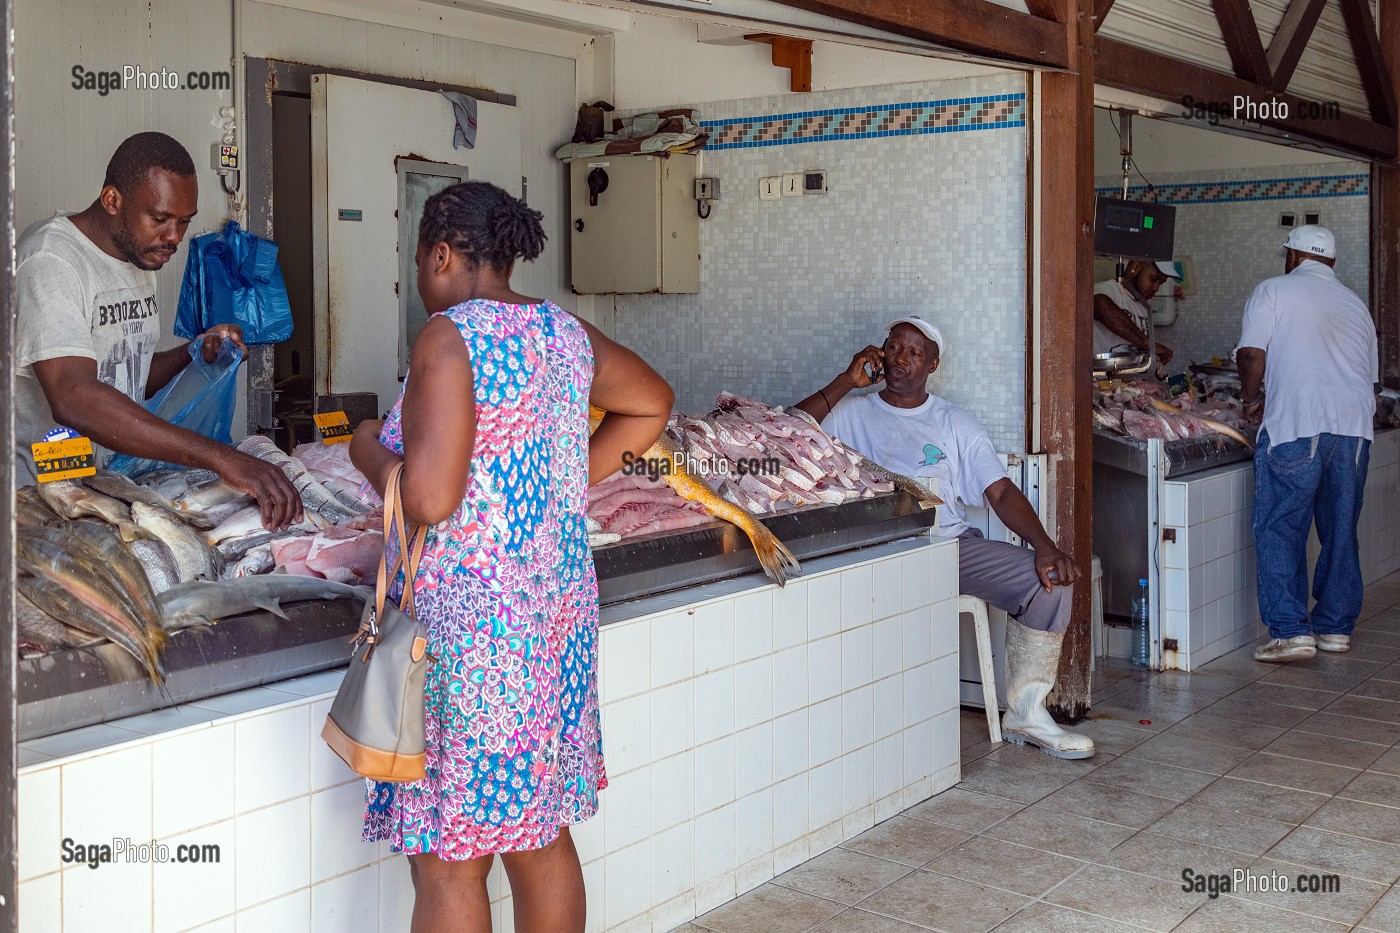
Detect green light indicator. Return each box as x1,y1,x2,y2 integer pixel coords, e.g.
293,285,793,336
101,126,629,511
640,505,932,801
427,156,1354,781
1144,216,1154,229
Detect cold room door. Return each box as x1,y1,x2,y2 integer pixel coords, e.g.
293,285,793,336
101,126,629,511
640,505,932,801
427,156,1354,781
310,73,521,413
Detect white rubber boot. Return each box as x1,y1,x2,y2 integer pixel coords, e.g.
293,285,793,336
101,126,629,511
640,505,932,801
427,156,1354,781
1001,619,1095,760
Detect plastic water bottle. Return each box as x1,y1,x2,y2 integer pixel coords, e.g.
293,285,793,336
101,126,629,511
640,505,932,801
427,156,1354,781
1131,578,1151,667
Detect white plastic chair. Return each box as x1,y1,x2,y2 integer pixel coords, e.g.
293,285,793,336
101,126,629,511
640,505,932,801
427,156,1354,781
958,594,1003,743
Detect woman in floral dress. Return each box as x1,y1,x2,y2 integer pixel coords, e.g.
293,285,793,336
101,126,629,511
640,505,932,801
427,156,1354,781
350,180,673,932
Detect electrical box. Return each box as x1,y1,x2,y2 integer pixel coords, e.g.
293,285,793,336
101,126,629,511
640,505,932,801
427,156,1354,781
570,154,699,294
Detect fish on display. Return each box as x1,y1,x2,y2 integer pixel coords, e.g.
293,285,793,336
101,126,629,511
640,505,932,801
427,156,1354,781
159,576,369,630
140,469,220,501
17,487,57,528
130,502,225,583
206,504,327,545
37,481,142,541
237,435,368,523
129,537,181,595
81,469,184,513
215,529,303,561
176,480,253,513
17,591,105,657
63,520,165,629
226,545,275,579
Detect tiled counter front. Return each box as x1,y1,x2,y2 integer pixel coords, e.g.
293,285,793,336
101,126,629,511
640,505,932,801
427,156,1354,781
1150,428,1400,670
18,536,960,933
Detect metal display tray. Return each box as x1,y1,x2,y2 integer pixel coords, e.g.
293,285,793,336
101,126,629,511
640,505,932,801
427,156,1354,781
18,599,363,742
595,491,937,605
1092,430,1253,478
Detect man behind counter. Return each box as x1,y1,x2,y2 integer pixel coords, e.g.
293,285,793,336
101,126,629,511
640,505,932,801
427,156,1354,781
796,316,1095,759
15,131,300,528
1093,259,1181,366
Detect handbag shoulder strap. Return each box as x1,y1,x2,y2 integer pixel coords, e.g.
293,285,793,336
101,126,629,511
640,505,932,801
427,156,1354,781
375,463,428,620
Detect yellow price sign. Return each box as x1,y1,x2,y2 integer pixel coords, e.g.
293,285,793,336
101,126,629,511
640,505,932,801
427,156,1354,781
314,411,353,444
33,436,96,482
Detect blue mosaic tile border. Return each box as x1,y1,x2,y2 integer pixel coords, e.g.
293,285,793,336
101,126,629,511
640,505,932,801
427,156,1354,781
702,93,1026,150
1096,173,1369,204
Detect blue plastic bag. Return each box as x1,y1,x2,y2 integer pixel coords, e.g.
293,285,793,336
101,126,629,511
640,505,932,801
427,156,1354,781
108,340,244,477
175,221,294,346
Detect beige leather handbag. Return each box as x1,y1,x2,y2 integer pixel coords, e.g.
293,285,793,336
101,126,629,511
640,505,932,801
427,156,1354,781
321,463,431,782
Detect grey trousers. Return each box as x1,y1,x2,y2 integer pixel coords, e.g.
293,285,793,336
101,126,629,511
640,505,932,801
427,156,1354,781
957,530,1073,633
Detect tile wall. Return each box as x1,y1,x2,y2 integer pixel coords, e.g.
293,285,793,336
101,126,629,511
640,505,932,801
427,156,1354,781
612,73,1030,453
1108,428,1400,671
1094,162,1371,368
18,537,961,933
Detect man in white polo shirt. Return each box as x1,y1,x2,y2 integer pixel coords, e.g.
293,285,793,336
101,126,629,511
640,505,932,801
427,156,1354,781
796,316,1094,759
1237,225,1379,662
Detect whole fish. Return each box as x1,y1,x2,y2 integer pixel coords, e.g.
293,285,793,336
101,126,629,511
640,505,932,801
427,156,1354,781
216,529,304,561
82,469,183,512
159,576,370,631
17,574,164,680
787,408,943,508
130,502,224,582
17,526,161,636
17,591,105,656
238,435,366,522
130,537,180,595
225,545,275,579
177,480,253,513
37,481,142,540
63,520,165,632
16,487,57,528
1148,398,1254,450
141,469,220,500
207,505,326,545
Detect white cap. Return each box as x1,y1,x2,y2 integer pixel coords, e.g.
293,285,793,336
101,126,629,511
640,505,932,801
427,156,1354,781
1280,224,1336,259
1153,260,1183,280
885,315,944,356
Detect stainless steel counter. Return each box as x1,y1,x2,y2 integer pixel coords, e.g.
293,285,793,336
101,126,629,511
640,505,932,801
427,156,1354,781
1093,430,1253,478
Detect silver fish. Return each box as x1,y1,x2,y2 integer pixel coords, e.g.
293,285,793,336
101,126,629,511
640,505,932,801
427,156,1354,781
216,529,303,561
141,469,220,501
82,469,183,512
37,481,142,540
17,592,106,657
207,505,326,545
130,502,224,582
225,545,275,579
159,576,369,630
129,537,180,595
177,481,253,512
237,435,366,522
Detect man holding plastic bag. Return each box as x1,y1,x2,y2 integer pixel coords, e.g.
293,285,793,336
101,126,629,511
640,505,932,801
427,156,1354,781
14,131,301,529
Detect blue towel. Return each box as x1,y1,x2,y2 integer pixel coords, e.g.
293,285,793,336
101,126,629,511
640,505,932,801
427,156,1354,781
439,90,478,150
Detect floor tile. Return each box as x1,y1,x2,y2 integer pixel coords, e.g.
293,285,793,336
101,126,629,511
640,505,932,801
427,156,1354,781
1098,830,1249,885
1034,777,1178,830
1146,801,1295,856
952,757,1076,805
1162,713,1288,750
1151,669,1259,697
773,848,911,907
901,789,1024,833
922,835,1085,898
1224,752,1360,796
1266,827,1400,884
1123,732,1256,774
1232,856,1387,925
1337,770,1400,808
1069,719,1157,756
1196,654,1274,681
979,742,1109,779
854,869,1030,933
1262,728,1389,769
1294,711,1400,746
1042,863,1203,932
1371,747,1400,776
960,740,996,763
1186,775,1332,825
1077,754,1216,802
1229,681,1341,711
1304,797,1400,845
1172,895,1348,932
694,883,843,933
1321,694,1400,725
809,909,926,932
986,901,1153,933
1350,678,1400,703
841,817,970,868
980,804,1135,861
1198,695,1313,729
1259,665,1373,692
1358,883,1400,932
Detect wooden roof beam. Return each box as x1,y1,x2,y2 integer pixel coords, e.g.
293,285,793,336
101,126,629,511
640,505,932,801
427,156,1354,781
1338,0,1398,126
1096,36,1397,160
1266,0,1328,93
1212,0,1271,84
764,0,1069,69
1093,0,1118,32
745,34,814,92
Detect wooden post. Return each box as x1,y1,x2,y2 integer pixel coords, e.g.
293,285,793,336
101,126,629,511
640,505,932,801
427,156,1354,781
1038,0,1096,719
1375,0,1400,388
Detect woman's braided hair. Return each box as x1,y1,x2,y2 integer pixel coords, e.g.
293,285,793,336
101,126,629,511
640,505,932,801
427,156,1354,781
418,180,546,270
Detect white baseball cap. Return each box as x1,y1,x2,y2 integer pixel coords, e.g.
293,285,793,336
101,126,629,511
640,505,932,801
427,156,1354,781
1152,260,1183,280
1279,224,1336,259
886,315,944,356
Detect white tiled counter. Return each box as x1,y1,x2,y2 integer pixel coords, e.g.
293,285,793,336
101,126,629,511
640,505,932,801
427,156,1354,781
18,535,960,933
1113,427,1400,670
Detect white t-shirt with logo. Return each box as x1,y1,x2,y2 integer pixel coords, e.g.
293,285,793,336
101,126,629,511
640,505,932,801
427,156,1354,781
1237,260,1377,448
822,391,1008,538
1092,279,1151,356
14,214,160,481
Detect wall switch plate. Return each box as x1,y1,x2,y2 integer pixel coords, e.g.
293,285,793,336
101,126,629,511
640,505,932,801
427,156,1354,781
804,170,827,194
695,177,719,200
781,173,804,197
760,176,781,200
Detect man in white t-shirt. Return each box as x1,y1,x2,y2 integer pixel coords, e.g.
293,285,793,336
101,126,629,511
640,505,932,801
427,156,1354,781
1093,260,1181,365
16,131,300,529
796,316,1094,759
1236,225,1379,663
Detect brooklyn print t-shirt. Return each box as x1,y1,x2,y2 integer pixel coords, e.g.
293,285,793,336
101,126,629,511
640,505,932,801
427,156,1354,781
14,213,160,481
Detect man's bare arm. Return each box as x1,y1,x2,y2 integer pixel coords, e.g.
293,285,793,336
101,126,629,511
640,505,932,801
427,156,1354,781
1237,346,1266,421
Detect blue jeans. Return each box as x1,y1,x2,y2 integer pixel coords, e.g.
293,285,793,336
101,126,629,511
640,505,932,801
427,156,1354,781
1253,430,1370,639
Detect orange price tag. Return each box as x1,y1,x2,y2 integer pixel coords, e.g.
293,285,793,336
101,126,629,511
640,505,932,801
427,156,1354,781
32,436,96,482
314,411,353,444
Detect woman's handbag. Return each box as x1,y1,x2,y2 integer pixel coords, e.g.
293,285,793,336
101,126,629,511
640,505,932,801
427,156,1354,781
321,463,431,782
